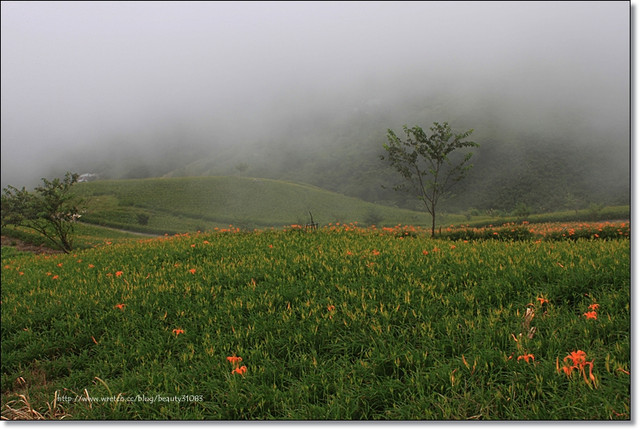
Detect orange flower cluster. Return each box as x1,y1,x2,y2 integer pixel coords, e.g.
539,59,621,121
435,220,628,241
557,350,597,387
212,226,243,234
227,356,247,375
584,303,599,320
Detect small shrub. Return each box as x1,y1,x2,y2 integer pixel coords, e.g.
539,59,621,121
137,213,150,226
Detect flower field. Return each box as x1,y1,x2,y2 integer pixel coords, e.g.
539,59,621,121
1,222,630,420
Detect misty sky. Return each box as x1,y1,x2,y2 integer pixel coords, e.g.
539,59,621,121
0,1,630,188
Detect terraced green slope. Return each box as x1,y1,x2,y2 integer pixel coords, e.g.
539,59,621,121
75,176,432,234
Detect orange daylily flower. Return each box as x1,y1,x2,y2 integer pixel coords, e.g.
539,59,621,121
517,353,535,364
565,350,587,366
559,350,597,386
588,303,599,311
189,268,196,274
560,364,573,377
327,305,335,312
227,356,243,365
172,328,184,335
115,271,123,277
114,303,125,310
536,297,549,306
232,365,247,375
583,311,597,320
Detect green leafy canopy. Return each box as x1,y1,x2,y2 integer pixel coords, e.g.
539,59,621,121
1,172,85,252
382,121,478,235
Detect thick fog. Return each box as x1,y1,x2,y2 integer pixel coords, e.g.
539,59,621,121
1,1,630,189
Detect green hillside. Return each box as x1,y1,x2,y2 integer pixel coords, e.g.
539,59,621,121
74,176,437,234
49,88,629,216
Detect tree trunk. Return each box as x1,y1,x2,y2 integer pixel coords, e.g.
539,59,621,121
431,202,436,237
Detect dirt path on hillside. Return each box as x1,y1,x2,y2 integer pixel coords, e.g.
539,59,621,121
77,223,159,237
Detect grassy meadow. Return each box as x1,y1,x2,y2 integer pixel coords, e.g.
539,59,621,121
73,176,433,234
0,221,630,420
